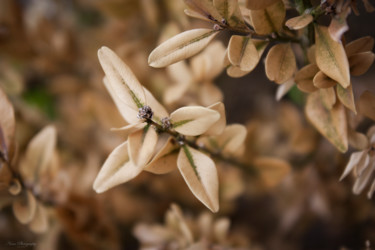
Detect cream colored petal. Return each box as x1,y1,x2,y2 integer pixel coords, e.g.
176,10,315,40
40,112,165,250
144,136,178,174
177,146,219,212
355,153,370,177
110,122,145,132
148,29,219,68
12,190,37,224
98,47,146,114
276,77,295,101
29,203,48,233
353,160,375,195
167,61,193,84
20,125,57,183
133,223,175,244
128,125,158,168
93,141,142,193
340,151,366,181
170,106,220,136
204,102,226,136
164,82,190,105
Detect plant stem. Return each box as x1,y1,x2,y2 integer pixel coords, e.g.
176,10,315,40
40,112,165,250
146,119,258,176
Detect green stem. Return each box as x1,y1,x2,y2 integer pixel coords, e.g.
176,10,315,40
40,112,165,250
147,119,257,176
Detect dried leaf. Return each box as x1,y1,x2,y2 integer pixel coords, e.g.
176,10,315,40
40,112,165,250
170,106,220,136
285,13,313,30
336,84,356,113
353,161,375,194
213,0,237,21
199,83,223,106
345,36,374,57
29,203,48,233
98,47,146,118
183,0,223,22
340,151,366,181
13,190,37,224
368,178,375,198
348,130,369,150
128,125,158,168
328,7,350,42
265,43,296,84
249,1,285,35
177,145,219,212
93,142,142,193
144,137,178,174
218,124,247,155
319,87,336,110
254,157,291,188
228,35,259,72
314,25,350,88
144,88,169,122
205,102,226,136
148,29,219,68
0,87,15,160
358,91,375,121
313,71,338,89
349,51,375,76
8,179,21,196
305,91,348,153
246,0,280,10
307,45,316,64
295,64,319,93
276,77,295,101
20,126,57,183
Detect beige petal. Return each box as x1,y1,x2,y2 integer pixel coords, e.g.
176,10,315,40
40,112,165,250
319,87,336,110
358,91,375,121
148,29,219,68
276,77,295,101
93,141,142,193
167,61,193,85
29,203,48,233
128,125,158,168
164,82,190,105
110,122,145,133
314,25,350,88
313,71,338,89
133,223,174,244
13,190,37,224
340,151,366,181
295,64,319,93
286,13,313,30
204,102,226,136
355,153,370,177
336,84,356,113
228,35,258,72
349,51,375,76
177,146,219,212
345,36,374,57
254,157,291,188
353,160,375,195
305,91,348,153
265,43,296,84
20,126,57,183
0,87,15,160
170,106,220,136
249,1,285,35
168,203,194,243
144,136,178,174
246,0,280,10
98,47,146,114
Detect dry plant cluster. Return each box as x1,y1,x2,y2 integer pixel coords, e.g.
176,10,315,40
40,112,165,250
1,0,375,249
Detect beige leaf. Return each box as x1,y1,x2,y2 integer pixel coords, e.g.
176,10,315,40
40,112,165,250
285,13,313,30
29,203,48,233
183,0,223,22
164,81,190,105
177,145,219,212
254,157,291,188
349,51,375,76
98,47,146,114
20,126,57,183
144,136,178,174
319,87,336,110
295,64,319,93
249,1,285,35
265,43,296,84
170,106,220,136
313,71,338,89
199,83,223,106
228,35,259,72
276,77,295,101
8,179,22,196
13,190,37,224
345,36,374,57
148,29,219,68
246,0,280,10
226,65,248,78
213,0,237,21
353,161,375,194
204,102,226,136
93,142,142,193
340,151,366,181
184,8,211,22
214,218,230,243
218,124,247,155
0,87,15,160
336,84,356,113
348,130,369,150
358,91,375,121
305,91,348,153
128,125,158,168
143,88,169,123
314,25,350,88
